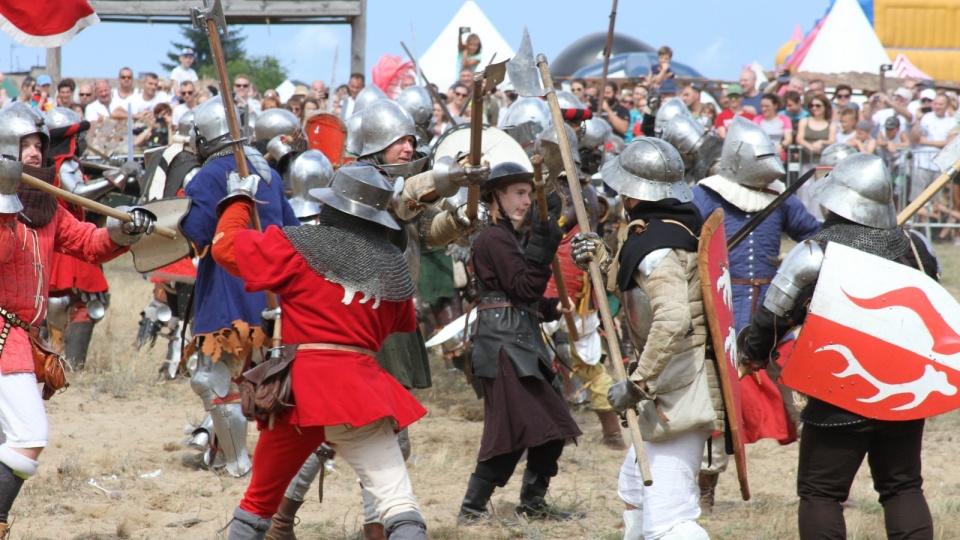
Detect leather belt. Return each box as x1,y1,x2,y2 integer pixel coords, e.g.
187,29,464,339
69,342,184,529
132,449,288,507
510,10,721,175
477,301,542,319
298,343,377,358
730,278,772,286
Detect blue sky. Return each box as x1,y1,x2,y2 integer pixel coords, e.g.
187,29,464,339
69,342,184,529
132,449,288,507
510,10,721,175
3,0,830,84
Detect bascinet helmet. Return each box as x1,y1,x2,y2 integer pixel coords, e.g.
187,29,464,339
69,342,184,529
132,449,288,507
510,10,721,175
661,114,705,167
819,142,858,167
0,102,50,163
718,116,784,188
481,161,535,203
359,100,416,158
654,97,691,136
503,97,551,149
45,107,82,130
254,108,302,143
396,86,433,129
601,137,691,203
352,85,388,116
289,149,334,219
809,153,895,229
309,164,399,230
193,95,242,160
345,113,364,156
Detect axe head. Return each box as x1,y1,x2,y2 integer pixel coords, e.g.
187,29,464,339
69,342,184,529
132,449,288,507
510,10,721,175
933,134,960,173
191,0,228,34
478,59,507,91
507,27,545,98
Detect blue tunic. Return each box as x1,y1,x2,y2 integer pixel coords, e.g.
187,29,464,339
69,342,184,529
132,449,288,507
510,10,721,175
692,185,820,332
182,155,299,335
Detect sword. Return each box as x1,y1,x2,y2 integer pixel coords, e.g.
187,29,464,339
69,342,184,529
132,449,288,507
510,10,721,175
727,167,818,251
191,0,282,351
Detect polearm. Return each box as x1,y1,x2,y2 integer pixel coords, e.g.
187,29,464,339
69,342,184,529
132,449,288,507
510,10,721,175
531,154,580,342
536,54,652,485
18,172,177,239
598,0,619,111
191,0,281,348
400,41,457,126
898,135,960,225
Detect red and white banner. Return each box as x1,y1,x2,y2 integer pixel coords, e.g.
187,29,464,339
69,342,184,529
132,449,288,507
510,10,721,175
0,1,99,48
782,243,960,421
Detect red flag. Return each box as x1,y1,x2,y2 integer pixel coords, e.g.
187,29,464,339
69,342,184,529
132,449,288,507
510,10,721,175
0,1,99,48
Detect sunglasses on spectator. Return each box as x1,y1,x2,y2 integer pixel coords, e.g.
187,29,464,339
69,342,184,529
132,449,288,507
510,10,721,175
810,103,824,108
620,99,634,105
837,93,851,98
455,91,468,97
120,75,133,80
79,92,92,97
181,90,194,96
235,83,250,88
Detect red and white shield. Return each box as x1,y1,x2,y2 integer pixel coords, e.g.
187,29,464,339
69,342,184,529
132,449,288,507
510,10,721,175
782,242,960,421
698,209,749,501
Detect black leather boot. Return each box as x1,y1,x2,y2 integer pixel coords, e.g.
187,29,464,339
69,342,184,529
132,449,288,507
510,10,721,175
457,474,497,525
515,470,584,521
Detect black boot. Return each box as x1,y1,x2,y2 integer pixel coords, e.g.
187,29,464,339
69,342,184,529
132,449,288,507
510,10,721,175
64,321,95,371
457,474,497,525
515,470,583,521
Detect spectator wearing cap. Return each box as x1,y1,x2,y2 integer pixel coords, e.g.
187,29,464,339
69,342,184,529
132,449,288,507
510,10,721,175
170,48,198,98
715,83,756,138
911,93,957,201
35,74,53,111
56,78,76,108
877,116,909,158
848,120,877,154
870,87,913,133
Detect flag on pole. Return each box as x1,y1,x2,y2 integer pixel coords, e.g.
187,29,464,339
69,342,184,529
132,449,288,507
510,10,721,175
0,1,99,48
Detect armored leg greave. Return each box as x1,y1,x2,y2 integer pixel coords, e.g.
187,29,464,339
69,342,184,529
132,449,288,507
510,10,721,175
64,320,95,371
190,354,251,477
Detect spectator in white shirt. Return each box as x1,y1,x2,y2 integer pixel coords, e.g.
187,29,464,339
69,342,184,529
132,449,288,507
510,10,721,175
172,80,199,128
910,93,956,200
84,79,112,123
170,48,198,98
109,67,140,119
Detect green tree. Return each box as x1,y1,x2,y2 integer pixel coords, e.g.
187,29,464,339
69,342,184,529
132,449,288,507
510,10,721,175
162,25,246,76
226,56,288,94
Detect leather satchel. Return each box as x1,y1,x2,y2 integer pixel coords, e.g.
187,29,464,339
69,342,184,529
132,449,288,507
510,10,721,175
240,345,296,424
30,330,69,400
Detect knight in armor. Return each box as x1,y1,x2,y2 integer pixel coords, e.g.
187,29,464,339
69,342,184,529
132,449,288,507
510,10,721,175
456,161,583,525
739,153,937,539
268,98,487,540
572,138,723,539
0,102,155,537
215,165,429,540
659,111,723,183
137,109,201,380
178,96,300,478
43,107,121,370
690,116,820,511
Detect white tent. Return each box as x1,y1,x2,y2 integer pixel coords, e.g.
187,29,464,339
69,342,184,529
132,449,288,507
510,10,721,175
798,0,890,74
418,1,515,90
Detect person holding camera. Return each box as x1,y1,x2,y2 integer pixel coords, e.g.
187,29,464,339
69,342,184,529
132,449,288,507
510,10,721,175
458,28,482,76
134,103,173,150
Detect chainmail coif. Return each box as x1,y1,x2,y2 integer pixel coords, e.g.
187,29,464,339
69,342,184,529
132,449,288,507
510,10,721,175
812,214,911,260
283,206,415,306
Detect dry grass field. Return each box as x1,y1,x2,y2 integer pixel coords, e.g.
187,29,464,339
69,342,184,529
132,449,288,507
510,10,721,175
10,240,960,539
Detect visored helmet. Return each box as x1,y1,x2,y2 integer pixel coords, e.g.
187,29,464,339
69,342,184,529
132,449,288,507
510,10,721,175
717,116,784,188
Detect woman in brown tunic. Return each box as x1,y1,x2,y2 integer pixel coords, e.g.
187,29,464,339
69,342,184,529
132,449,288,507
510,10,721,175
457,162,583,524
